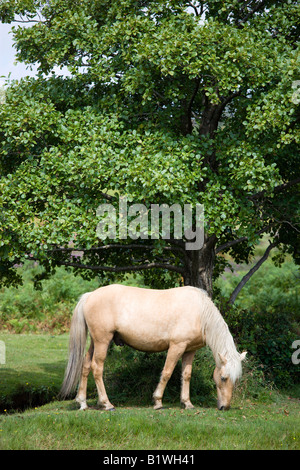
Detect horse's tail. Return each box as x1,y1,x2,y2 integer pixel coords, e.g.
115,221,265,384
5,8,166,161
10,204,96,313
59,292,91,399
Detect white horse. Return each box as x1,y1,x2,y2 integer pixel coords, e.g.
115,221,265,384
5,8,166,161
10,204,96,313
59,284,246,411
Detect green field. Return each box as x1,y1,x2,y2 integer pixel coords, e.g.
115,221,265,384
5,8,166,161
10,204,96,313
0,333,299,450
1,399,299,450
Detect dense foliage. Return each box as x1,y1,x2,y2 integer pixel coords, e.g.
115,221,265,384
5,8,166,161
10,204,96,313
0,0,299,296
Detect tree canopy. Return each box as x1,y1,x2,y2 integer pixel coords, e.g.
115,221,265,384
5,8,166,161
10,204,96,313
0,0,299,298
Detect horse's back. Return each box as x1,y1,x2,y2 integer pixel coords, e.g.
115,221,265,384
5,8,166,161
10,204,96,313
83,284,206,351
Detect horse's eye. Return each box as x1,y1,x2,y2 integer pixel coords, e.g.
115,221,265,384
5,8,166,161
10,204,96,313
221,376,227,382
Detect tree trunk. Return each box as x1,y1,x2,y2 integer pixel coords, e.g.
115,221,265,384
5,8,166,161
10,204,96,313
183,234,217,298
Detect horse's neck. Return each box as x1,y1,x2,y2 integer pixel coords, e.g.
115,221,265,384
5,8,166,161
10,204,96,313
204,307,238,365
203,305,242,382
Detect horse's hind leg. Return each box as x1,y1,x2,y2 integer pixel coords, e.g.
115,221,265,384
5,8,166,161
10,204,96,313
180,350,196,410
153,342,187,410
76,340,94,410
91,338,115,411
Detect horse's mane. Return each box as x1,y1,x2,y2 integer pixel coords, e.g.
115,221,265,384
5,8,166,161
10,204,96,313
196,288,243,384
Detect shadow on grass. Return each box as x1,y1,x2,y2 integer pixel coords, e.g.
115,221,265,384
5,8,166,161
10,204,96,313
0,360,66,413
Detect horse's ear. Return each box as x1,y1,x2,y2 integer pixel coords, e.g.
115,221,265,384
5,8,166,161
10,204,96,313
218,353,227,365
240,351,247,361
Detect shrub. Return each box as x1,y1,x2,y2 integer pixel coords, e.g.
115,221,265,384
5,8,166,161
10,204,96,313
223,307,299,388
216,258,300,388
0,262,99,333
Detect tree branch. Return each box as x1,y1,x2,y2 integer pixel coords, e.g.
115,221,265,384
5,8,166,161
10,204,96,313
186,77,201,134
54,260,185,275
99,191,116,202
237,0,268,27
273,177,300,193
199,90,241,139
216,225,274,254
228,241,277,305
249,177,300,201
216,236,248,254
186,1,200,17
12,19,39,23
47,243,185,253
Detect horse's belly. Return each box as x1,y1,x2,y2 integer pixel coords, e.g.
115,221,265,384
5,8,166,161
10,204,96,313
120,334,170,352
116,326,170,352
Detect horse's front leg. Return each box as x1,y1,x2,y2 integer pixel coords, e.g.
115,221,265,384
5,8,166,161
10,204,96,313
180,350,196,410
153,342,186,410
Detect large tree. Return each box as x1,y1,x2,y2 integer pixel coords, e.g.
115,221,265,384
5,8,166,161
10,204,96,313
0,0,299,298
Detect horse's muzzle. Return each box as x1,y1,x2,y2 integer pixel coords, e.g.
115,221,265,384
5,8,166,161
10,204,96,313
218,404,230,411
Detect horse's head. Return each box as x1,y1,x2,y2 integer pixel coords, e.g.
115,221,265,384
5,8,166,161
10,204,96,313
213,351,247,410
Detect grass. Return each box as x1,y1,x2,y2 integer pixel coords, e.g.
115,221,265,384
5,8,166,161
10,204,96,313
0,397,299,450
0,333,68,411
0,333,299,450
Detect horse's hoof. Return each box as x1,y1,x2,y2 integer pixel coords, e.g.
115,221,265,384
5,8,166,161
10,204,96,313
181,402,195,410
78,403,88,411
108,407,115,412
153,405,163,410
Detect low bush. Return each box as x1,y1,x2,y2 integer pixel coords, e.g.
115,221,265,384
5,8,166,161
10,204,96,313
221,306,299,388
0,262,99,333
216,258,299,388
